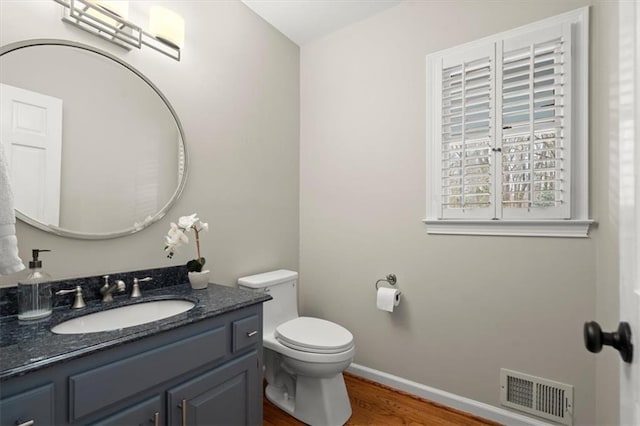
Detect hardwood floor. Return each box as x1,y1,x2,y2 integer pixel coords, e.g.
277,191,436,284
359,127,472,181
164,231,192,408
263,373,502,425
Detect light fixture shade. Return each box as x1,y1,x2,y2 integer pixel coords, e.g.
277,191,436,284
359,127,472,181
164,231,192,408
149,6,185,49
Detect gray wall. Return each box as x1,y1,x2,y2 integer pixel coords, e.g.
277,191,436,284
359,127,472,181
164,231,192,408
0,0,300,286
299,1,618,425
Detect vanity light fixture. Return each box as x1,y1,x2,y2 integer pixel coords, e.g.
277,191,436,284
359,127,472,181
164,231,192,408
53,0,184,61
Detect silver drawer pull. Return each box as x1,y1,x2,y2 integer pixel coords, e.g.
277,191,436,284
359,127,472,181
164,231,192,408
153,412,159,426
246,330,258,337
181,399,187,426
16,420,35,426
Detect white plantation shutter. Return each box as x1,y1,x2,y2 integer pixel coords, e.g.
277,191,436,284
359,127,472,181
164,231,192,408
499,23,572,219
439,45,495,219
425,8,590,237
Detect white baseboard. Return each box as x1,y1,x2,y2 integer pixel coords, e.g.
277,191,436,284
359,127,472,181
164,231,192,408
346,363,552,426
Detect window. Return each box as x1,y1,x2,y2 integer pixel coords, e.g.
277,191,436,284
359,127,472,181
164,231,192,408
425,7,592,237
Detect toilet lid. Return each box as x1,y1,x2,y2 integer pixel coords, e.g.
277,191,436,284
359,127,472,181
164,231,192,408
275,317,353,354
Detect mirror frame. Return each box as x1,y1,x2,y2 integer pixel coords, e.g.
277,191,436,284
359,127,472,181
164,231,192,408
1,39,188,239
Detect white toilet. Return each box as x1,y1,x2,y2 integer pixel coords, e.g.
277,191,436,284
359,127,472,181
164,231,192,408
238,270,354,426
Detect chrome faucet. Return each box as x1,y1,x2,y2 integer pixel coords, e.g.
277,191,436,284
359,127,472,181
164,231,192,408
100,275,126,303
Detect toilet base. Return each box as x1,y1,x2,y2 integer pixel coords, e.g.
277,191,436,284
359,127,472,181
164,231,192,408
265,383,296,415
265,373,352,426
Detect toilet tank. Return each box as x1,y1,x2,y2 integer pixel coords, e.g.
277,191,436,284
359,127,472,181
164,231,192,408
237,270,299,334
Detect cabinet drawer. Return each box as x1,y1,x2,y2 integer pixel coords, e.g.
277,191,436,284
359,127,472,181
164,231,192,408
0,383,54,426
232,315,260,352
91,395,162,426
70,326,226,421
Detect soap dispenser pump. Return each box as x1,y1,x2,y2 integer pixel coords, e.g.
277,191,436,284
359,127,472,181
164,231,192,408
18,249,53,320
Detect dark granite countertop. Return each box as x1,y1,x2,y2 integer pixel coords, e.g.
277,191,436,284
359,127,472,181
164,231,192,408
0,282,270,380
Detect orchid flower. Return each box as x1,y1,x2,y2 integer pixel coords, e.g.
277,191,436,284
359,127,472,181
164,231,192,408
178,214,199,230
164,213,209,272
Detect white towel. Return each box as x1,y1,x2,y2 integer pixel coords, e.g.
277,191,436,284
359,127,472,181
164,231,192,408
0,144,25,275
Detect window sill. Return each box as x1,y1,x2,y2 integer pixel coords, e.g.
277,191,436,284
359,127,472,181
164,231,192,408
423,219,595,238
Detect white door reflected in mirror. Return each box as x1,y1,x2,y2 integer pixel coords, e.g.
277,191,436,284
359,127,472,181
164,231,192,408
0,83,63,227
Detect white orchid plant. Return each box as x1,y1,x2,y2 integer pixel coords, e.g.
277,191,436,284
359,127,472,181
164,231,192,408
164,213,209,272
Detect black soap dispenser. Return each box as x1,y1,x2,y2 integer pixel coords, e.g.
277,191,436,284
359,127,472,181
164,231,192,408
17,249,53,320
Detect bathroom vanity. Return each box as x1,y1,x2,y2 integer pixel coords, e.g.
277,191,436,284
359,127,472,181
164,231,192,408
0,274,270,426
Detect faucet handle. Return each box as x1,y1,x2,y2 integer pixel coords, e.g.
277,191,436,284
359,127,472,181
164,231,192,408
55,286,86,309
114,280,126,292
131,277,152,298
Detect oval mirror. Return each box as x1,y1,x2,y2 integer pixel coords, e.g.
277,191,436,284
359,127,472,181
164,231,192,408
0,39,187,239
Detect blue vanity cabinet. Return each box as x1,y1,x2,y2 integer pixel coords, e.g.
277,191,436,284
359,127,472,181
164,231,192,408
0,383,54,426
0,303,264,426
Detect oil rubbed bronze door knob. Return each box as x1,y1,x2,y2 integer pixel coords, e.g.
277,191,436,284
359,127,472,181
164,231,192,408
584,321,633,363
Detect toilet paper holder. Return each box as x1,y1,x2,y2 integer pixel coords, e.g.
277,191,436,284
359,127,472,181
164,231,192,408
375,274,397,290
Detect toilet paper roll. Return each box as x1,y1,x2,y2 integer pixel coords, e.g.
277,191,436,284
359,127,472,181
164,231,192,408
376,287,402,312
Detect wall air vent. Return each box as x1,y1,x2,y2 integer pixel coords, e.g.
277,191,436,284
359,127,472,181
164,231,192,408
500,368,573,425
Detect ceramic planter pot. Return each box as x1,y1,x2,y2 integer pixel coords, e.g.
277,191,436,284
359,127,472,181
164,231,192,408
188,270,210,290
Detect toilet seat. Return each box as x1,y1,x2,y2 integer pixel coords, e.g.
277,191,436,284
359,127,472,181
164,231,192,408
275,317,354,354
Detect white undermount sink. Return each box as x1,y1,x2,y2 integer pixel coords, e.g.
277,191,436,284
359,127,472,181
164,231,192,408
51,299,196,334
